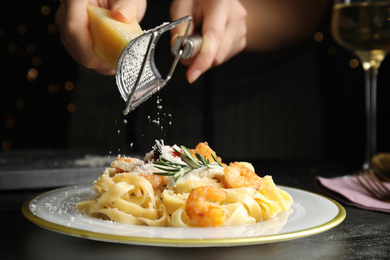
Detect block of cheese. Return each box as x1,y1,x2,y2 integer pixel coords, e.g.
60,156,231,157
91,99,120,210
87,5,143,69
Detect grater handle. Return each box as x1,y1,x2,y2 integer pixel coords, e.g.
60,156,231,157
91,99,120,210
172,33,202,59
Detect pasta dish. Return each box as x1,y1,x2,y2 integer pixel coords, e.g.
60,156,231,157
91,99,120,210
77,141,293,227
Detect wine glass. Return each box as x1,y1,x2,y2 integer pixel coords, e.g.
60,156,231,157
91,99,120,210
331,0,390,169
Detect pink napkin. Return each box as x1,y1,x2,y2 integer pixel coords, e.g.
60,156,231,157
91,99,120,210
316,175,390,213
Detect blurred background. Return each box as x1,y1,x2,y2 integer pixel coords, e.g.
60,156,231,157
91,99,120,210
1,0,390,165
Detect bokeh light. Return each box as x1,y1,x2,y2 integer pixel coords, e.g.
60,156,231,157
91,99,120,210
67,103,76,113
313,32,324,43
25,44,36,54
349,58,359,69
15,99,26,109
1,140,12,151
41,5,51,15
48,84,59,94
32,56,42,66
27,68,38,81
64,81,75,91
16,24,27,35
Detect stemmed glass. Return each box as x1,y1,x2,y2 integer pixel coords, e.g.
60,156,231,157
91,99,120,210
331,0,390,169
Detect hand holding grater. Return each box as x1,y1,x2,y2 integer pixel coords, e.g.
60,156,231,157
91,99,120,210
116,16,202,115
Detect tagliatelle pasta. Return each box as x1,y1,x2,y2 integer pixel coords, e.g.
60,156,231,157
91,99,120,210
77,141,293,227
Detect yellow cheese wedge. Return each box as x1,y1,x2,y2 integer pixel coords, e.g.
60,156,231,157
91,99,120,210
87,5,143,69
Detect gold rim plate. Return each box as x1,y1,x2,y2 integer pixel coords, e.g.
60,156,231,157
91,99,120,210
22,184,346,247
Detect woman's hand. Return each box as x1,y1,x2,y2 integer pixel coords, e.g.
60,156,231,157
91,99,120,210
170,0,247,83
55,0,146,75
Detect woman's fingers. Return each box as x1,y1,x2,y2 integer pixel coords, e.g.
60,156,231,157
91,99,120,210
169,0,247,83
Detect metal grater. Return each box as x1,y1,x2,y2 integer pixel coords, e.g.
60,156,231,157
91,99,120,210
116,15,199,115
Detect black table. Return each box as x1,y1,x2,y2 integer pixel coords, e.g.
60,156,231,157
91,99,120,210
1,151,389,260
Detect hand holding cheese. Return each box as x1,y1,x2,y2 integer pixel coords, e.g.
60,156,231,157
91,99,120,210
55,0,146,75
87,5,143,70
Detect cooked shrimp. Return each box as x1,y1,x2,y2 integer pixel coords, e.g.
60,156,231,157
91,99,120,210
185,186,227,227
113,157,144,173
190,142,225,165
139,173,165,190
222,162,262,190
112,157,165,189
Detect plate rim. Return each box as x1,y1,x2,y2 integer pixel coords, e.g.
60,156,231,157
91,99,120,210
21,185,346,247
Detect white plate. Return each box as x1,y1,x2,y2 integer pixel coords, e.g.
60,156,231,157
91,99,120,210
22,184,345,247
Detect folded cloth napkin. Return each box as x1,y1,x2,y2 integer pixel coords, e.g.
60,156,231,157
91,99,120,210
316,175,390,213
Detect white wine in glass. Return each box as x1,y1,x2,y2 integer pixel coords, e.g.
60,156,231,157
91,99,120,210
331,0,390,169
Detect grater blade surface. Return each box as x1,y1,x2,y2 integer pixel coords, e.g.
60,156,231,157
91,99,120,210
115,16,192,115
116,32,164,114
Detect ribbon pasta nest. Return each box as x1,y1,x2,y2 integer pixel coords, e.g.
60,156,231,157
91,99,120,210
77,141,293,227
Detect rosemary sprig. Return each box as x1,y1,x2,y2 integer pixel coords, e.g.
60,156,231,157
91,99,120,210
153,145,223,183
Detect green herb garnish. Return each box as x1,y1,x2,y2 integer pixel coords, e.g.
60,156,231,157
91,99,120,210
153,145,223,183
